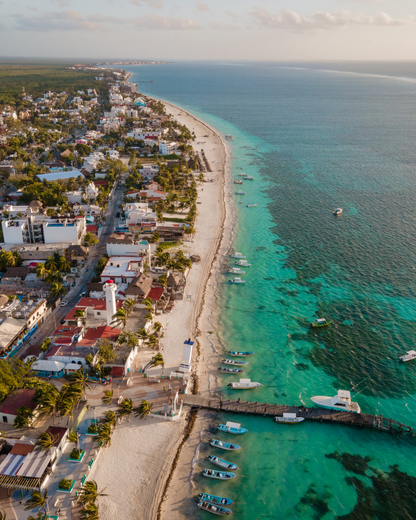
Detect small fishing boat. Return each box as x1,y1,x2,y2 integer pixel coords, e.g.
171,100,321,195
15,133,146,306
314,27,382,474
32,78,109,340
229,351,254,357
235,260,251,267
222,358,248,365
203,469,236,480
218,367,245,374
218,421,247,434
311,318,331,328
234,180,243,184
229,378,262,390
245,176,254,180
229,277,245,284
333,208,343,215
208,455,238,470
230,252,246,258
197,500,233,516
274,413,305,424
197,494,233,506
400,350,416,362
311,390,361,414
225,135,234,141
228,267,245,274
246,204,257,207
238,172,247,177
235,190,246,195
210,439,241,451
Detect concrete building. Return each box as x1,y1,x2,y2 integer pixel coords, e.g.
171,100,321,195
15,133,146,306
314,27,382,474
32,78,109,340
106,234,151,262
2,216,86,245
159,141,179,155
100,256,144,285
65,182,99,204
0,388,37,425
104,280,117,326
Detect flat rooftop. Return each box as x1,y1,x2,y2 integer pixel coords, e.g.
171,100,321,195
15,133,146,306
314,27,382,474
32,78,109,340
101,256,143,279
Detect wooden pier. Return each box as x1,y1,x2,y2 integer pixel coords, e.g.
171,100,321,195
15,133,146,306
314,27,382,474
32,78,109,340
183,395,415,436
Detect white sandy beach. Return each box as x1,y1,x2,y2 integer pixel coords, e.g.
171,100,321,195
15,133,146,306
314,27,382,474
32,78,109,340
94,101,230,520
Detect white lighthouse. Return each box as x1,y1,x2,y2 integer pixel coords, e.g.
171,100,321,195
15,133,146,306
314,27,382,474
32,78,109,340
104,280,117,326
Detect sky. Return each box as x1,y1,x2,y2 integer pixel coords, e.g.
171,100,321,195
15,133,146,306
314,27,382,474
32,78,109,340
1,0,416,61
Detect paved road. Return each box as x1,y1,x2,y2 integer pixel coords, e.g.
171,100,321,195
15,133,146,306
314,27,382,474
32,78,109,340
17,178,125,359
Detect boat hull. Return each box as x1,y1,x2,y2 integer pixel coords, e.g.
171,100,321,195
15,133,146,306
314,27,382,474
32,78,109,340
274,417,305,424
208,456,238,470
311,397,360,414
210,439,241,451
218,368,245,373
197,501,233,516
222,359,248,365
218,425,247,434
229,383,261,389
197,494,233,506
203,470,237,480
229,351,254,356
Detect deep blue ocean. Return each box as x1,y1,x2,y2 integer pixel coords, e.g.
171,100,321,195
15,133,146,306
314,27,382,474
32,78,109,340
124,62,416,519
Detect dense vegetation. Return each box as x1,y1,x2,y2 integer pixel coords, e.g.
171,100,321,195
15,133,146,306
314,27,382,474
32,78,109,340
0,59,105,105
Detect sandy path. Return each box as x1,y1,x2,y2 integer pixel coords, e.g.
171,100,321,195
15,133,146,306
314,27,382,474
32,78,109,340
94,100,228,520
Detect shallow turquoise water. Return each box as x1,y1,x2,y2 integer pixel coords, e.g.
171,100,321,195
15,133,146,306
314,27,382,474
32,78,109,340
124,62,416,518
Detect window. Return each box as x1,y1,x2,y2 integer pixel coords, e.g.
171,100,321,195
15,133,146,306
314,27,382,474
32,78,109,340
96,312,101,316
2,416,7,423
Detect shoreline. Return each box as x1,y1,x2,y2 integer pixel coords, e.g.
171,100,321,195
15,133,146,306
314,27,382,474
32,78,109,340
93,97,233,520
152,102,237,518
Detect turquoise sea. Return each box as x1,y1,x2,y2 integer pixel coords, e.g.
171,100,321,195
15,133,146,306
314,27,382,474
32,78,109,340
125,62,416,519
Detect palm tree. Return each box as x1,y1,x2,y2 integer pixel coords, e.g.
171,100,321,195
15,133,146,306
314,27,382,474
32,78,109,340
122,298,136,314
45,255,59,271
133,400,153,420
97,423,112,448
103,410,117,429
77,480,108,506
110,308,128,330
82,503,99,520
101,389,114,406
74,309,87,327
36,263,47,280
25,490,48,513
153,322,163,333
35,432,56,453
50,281,65,300
70,371,92,396
146,334,158,349
68,430,78,444
0,510,6,520
59,397,76,425
117,397,133,421
58,255,71,273
37,386,61,425
142,297,153,310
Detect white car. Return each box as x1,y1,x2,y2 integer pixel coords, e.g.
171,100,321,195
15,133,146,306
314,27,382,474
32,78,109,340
61,300,69,307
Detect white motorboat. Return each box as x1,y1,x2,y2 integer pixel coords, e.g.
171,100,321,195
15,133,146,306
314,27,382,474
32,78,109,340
235,260,251,267
238,172,247,177
400,350,416,362
222,359,248,366
229,378,262,390
274,413,305,424
245,176,254,180
230,252,246,259
333,208,343,215
311,390,361,414
229,277,245,284
228,267,245,274
235,190,246,195
246,204,257,207
234,180,243,184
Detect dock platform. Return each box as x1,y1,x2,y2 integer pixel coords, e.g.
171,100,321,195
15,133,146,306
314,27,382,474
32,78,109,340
183,395,414,436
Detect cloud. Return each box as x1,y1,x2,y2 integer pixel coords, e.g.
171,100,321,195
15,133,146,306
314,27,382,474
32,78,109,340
131,13,200,29
49,0,72,6
14,10,104,31
12,10,199,31
226,11,240,19
210,22,240,30
197,1,209,11
130,0,163,9
249,7,414,32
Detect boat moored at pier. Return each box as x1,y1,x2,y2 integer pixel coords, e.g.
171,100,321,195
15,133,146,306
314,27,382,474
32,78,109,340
229,351,254,357
274,413,305,424
203,469,237,480
208,455,238,471
230,252,246,258
222,358,248,365
218,421,247,434
197,500,233,515
229,378,262,390
210,439,241,451
197,494,233,506
311,390,361,414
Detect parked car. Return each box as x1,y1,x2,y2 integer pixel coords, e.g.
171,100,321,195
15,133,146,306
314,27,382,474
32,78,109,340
61,300,69,307
81,291,89,297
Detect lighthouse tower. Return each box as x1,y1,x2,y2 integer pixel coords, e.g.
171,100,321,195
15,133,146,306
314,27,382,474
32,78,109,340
104,280,117,326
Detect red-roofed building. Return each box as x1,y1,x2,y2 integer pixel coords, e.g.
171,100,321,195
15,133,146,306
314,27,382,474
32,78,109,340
94,180,108,187
77,325,121,348
0,388,37,425
64,298,123,323
86,225,99,233
147,286,165,302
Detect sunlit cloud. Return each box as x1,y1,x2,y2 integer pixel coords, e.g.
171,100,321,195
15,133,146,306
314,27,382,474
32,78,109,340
49,0,72,6
14,10,102,31
249,7,414,32
226,11,240,19
130,0,163,9
197,1,209,11
210,22,240,30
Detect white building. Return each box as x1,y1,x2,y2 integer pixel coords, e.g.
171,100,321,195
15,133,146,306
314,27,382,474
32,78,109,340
127,129,163,140
106,236,151,260
2,216,86,245
106,150,119,160
65,182,99,204
37,171,84,183
159,141,179,155
124,202,157,227
83,152,105,172
139,165,159,179
100,256,144,285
